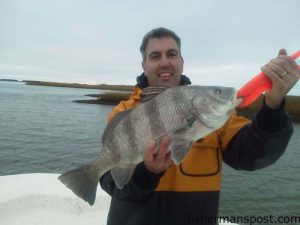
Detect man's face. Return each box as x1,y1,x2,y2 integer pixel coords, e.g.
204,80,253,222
142,37,184,87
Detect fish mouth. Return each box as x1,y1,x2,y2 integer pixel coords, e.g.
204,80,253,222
236,97,243,107
233,91,243,107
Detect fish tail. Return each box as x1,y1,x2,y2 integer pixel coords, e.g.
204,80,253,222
58,163,101,206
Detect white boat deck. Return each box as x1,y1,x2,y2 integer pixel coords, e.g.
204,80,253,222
0,173,237,225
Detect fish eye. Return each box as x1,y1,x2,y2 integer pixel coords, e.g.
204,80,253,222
215,88,222,95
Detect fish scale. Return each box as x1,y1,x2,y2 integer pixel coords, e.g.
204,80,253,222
156,89,188,133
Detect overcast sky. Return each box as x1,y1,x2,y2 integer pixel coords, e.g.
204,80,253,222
0,0,299,92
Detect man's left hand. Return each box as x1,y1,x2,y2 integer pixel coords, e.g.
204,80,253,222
262,48,300,109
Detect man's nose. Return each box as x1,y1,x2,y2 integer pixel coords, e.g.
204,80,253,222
159,55,171,68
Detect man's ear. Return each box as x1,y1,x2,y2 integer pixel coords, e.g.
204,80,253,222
142,62,146,74
181,57,184,73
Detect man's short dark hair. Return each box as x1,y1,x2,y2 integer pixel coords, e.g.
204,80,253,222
140,27,181,62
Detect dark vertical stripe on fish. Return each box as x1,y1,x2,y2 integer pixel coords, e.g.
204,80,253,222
144,98,166,139
123,115,138,157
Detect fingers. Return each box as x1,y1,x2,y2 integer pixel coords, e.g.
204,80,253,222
262,48,300,108
261,65,289,90
271,57,298,77
144,135,173,174
278,48,287,56
144,140,156,162
263,63,294,85
276,49,299,77
264,49,299,82
154,135,170,162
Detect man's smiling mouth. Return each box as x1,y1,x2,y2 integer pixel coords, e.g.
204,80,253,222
158,72,172,77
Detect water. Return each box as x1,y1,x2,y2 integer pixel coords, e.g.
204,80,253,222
220,130,300,219
0,81,299,224
0,81,113,174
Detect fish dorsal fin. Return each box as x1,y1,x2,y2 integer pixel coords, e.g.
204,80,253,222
140,86,168,102
102,109,133,143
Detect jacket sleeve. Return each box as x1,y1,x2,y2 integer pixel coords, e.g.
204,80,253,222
223,98,293,171
100,162,164,201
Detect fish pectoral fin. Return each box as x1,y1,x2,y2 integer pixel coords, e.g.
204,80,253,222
170,139,194,164
111,164,137,189
169,119,196,164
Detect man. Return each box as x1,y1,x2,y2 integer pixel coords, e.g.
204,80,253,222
100,27,298,225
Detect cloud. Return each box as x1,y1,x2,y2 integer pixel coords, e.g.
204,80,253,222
185,61,259,88
0,0,299,88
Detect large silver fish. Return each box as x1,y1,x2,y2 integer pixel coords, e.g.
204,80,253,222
59,85,241,205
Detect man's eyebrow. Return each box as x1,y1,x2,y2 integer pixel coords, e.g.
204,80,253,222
167,49,179,53
148,51,161,56
148,49,179,56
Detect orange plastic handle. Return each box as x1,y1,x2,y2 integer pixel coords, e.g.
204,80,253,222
237,51,300,108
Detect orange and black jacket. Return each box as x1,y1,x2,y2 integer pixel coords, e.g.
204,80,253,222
100,75,293,225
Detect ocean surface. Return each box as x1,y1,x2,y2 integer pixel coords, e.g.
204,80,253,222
1,81,299,223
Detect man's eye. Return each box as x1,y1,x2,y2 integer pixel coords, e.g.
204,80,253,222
150,55,159,60
169,52,177,57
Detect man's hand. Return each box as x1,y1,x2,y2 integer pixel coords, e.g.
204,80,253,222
262,48,300,109
144,135,173,174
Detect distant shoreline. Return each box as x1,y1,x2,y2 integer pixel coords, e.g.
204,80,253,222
76,92,300,123
8,80,300,123
0,79,20,82
25,80,134,91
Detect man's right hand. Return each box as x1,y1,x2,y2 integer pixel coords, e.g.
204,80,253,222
144,135,173,174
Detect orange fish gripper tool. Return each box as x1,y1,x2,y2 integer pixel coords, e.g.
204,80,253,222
237,51,300,108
